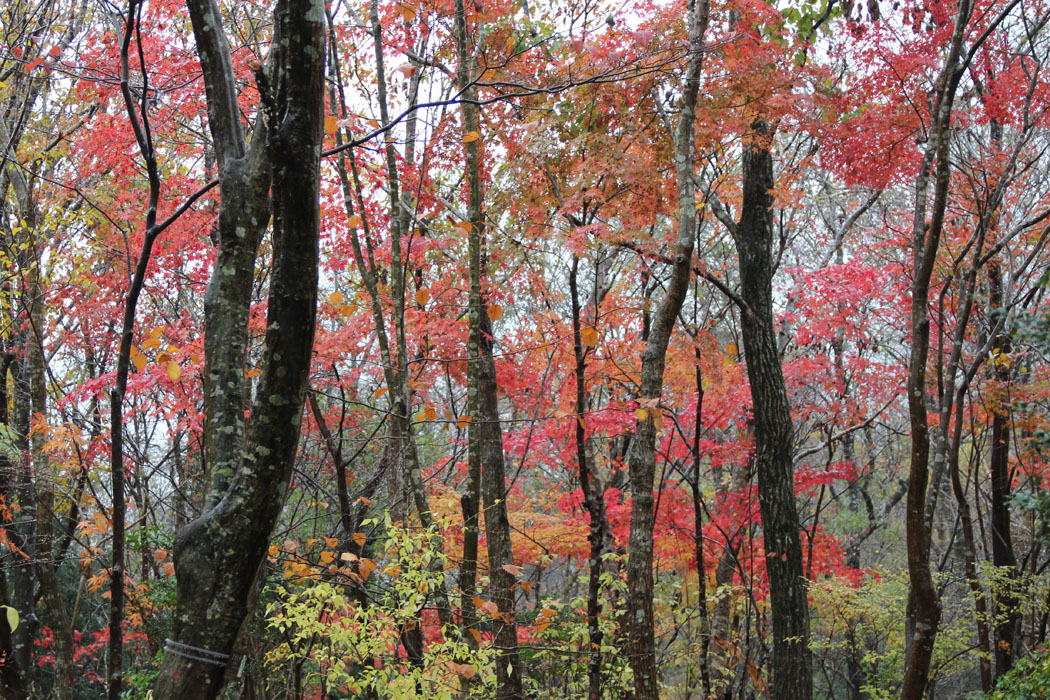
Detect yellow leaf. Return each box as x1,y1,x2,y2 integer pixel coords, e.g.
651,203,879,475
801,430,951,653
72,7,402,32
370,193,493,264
340,551,357,562
329,291,345,305
131,351,146,372
487,304,503,321
166,362,182,382
141,338,159,351
3,606,19,634
580,327,598,347
635,408,649,421
156,352,171,364
463,130,481,143
415,288,431,306
324,115,338,134
348,214,362,228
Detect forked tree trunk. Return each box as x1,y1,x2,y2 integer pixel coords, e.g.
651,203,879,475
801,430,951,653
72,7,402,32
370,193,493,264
150,0,325,698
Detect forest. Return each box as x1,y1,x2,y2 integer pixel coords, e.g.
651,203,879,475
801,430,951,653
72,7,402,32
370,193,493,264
1,0,1050,698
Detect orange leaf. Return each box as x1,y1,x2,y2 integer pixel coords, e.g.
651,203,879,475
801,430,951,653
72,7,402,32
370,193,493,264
415,288,431,306
153,549,168,562
358,558,377,578
353,532,367,547
501,564,523,576
356,496,372,506
319,551,335,565
635,408,649,421
580,327,598,347
487,304,503,321
283,539,298,552
520,580,533,594
395,3,417,21
457,415,472,429
329,291,345,305
324,115,338,134
481,600,500,616
162,562,175,577
131,351,147,372
348,214,362,228
463,130,481,143
374,387,388,399
468,627,483,645
422,405,437,421
534,621,549,633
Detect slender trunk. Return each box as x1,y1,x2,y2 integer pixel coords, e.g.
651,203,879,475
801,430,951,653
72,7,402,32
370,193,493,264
731,118,812,700
625,4,709,697
570,254,615,700
988,262,1020,679
688,348,713,699
901,3,972,695
454,3,525,695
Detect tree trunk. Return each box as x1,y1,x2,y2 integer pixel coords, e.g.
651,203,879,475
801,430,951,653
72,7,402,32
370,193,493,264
624,4,709,697
989,262,1020,679
150,0,325,698
730,117,813,700
454,2,525,694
